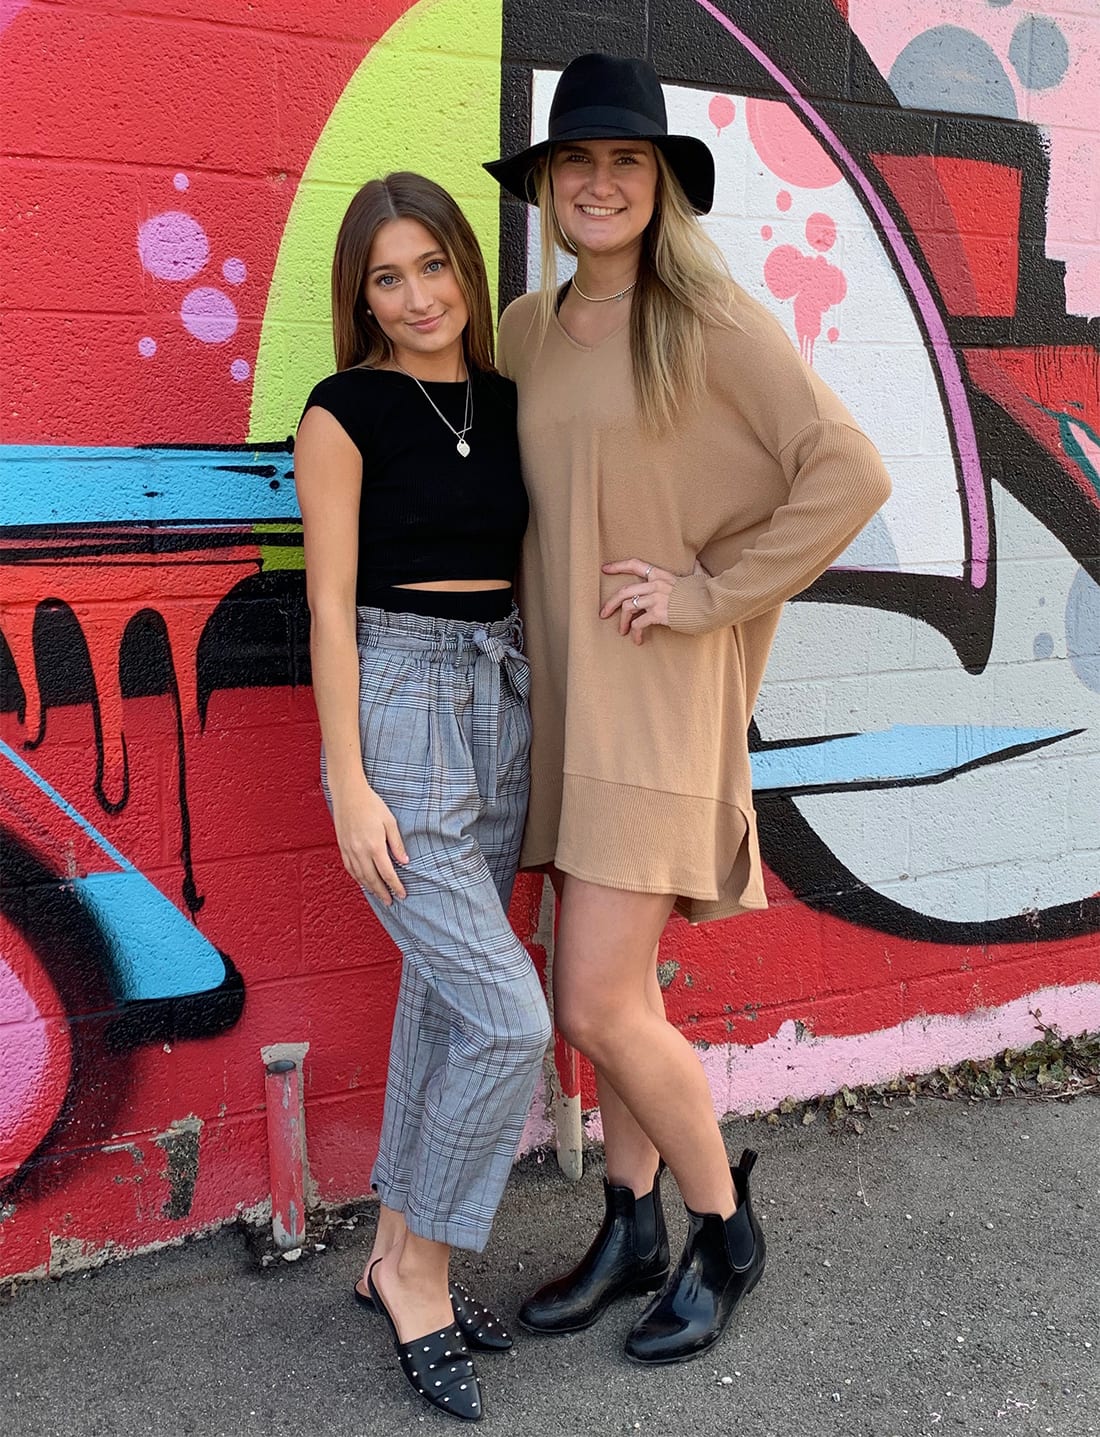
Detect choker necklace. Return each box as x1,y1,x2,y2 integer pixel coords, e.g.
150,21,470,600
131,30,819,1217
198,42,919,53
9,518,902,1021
571,275,638,304
394,363,473,457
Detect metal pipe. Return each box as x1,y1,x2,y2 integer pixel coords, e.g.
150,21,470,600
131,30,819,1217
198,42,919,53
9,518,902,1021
264,1057,306,1251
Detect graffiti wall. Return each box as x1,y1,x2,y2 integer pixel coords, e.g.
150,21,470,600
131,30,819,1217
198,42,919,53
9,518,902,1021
1,0,1097,1278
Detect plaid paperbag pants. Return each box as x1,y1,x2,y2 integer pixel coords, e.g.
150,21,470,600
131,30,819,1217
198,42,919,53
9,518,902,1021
322,605,551,1251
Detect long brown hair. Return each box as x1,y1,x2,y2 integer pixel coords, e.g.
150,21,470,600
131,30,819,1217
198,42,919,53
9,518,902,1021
331,172,496,373
533,148,736,432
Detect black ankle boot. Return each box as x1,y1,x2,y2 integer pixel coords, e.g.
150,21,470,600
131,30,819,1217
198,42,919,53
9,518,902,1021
518,1167,669,1334
624,1149,765,1365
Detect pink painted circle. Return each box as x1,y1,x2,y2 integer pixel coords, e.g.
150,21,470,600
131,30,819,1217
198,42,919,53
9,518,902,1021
776,190,792,212
230,358,251,381
806,212,837,252
173,172,190,191
181,287,239,344
222,257,247,285
761,224,773,241
828,326,840,343
137,211,209,282
138,336,157,358
0,914,73,1186
708,94,736,133
746,96,841,189
764,244,803,301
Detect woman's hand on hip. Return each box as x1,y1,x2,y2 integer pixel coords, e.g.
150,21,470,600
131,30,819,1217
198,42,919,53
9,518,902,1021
331,782,409,905
600,558,680,645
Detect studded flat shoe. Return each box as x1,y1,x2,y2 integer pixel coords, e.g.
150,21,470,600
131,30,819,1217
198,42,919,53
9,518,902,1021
354,1277,513,1351
447,1281,513,1351
367,1263,483,1423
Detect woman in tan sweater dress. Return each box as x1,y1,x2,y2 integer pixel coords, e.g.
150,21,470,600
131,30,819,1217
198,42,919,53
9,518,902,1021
485,54,891,1365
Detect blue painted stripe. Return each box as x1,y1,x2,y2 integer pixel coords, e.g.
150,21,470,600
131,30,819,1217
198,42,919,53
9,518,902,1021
750,724,1072,791
0,737,134,872
1,445,300,526
2,741,226,999
73,871,227,1000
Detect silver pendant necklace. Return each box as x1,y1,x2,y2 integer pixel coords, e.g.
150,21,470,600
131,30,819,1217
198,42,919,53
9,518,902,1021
571,274,638,304
395,363,473,457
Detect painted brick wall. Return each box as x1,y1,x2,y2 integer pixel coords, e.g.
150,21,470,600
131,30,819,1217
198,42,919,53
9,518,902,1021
2,0,1098,1280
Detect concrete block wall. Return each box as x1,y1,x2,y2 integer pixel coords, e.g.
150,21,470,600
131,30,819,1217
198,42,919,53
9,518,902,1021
1,0,1097,1279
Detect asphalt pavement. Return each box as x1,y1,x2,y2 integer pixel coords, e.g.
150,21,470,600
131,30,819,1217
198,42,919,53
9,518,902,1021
3,1094,1098,1437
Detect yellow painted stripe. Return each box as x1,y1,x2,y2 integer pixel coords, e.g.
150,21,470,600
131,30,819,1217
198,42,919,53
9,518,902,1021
249,0,504,443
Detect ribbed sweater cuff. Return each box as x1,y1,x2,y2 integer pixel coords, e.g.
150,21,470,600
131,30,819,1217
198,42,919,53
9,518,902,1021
667,572,722,635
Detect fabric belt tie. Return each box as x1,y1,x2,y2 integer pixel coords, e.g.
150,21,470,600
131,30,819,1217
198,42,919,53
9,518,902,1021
470,625,530,807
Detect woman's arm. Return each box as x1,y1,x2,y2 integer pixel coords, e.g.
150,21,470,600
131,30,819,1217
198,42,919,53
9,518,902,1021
602,420,890,642
663,417,891,636
295,405,408,904
602,302,891,641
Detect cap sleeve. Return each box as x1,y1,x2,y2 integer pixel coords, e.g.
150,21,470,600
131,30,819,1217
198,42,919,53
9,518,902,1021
299,370,373,454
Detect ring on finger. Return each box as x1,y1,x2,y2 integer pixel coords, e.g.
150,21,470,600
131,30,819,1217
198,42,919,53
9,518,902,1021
643,565,652,580
631,595,641,610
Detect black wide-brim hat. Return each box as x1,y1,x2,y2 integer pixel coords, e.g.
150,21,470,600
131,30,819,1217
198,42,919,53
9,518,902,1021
484,53,715,216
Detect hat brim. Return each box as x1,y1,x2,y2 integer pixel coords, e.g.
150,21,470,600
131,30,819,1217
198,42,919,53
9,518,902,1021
483,131,715,216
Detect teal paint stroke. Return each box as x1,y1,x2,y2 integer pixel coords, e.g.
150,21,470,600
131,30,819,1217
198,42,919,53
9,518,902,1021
1,445,299,526
73,870,227,1001
751,724,1075,793
2,739,227,1001
1,737,133,871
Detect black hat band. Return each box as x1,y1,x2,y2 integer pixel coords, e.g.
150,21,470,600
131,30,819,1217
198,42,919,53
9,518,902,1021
550,105,666,140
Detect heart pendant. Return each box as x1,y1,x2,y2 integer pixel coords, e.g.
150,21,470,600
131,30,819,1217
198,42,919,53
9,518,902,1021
456,438,471,458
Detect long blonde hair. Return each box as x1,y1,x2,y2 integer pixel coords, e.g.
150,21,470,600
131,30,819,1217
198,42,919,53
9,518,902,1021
331,172,496,373
534,148,735,432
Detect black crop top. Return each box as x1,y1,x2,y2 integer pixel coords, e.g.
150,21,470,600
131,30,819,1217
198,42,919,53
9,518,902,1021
301,366,528,604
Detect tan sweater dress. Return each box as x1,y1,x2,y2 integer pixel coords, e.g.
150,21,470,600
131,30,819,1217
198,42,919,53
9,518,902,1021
497,286,892,923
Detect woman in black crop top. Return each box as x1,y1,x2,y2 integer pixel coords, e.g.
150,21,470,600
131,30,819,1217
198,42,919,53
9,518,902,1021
294,173,550,1425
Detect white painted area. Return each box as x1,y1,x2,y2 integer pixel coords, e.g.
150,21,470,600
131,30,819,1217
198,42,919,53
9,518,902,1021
760,484,1100,923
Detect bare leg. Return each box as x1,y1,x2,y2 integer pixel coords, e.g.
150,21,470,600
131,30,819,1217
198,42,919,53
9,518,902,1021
598,945,664,1194
546,868,664,1197
554,878,735,1218
356,1203,407,1299
370,1230,453,1343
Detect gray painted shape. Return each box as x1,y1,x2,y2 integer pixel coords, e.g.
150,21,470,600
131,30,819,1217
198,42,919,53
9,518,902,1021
1066,567,1100,693
889,26,1018,119
1008,14,1070,91
838,512,901,570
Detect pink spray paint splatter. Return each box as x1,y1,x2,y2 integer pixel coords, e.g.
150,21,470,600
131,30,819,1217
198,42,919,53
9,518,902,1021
806,211,837,252
137,211,209,282
764,212,847,363
708,94,736,136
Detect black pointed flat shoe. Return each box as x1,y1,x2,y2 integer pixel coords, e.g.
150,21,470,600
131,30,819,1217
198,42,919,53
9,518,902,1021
367,1264,483,1423
448,1281,513,1351
355,1278,513,1352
